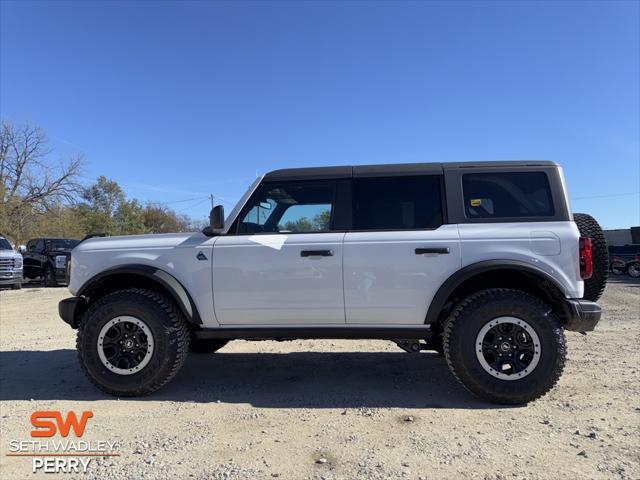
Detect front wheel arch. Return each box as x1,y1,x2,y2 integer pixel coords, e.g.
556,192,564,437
76,265,202,327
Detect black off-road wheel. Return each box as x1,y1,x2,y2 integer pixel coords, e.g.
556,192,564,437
77,288,190,397
574,212,608,301
43,265,57,287
189,337,229,354
443,289,566,404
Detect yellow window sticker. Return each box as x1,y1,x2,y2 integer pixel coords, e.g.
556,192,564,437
470,198,482,207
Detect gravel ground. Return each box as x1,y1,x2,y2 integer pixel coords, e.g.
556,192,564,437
0,279,638,479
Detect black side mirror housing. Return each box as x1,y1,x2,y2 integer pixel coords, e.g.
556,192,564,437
203,205,225,236
210,205,224,230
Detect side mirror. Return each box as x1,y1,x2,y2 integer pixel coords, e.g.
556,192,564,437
202,205,225,236
18,245,26,253
210,205,225,230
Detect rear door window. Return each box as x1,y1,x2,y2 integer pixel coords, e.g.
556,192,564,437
462,172,554,219
352,175,443,230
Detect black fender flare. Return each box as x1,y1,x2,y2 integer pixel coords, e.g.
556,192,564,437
77,264,202,324
425,260,568,325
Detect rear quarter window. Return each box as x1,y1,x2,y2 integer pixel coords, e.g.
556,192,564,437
462,172,555,219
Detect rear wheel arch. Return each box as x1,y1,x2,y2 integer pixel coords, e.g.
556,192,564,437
77,265,202,326
426,261,568,328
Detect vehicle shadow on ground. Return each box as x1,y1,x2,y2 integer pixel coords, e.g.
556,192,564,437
0,349,511,409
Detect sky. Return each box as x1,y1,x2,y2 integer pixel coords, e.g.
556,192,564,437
1,0,638,228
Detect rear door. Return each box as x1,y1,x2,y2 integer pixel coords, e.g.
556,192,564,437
213,179,346,325
343,174,461,324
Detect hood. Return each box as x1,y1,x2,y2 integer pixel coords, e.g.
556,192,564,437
74,232,205,252
0,249,21,259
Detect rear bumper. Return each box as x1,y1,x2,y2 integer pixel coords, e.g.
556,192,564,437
563,299,601,332
58,296,87,329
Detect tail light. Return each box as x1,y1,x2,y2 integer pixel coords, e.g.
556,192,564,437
579,237,593,280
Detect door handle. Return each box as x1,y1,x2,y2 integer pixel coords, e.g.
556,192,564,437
415,247,450,255
300,249,334,257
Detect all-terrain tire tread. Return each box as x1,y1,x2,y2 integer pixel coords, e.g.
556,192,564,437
443,288,566,404
76,288,190,396
574,212,608,302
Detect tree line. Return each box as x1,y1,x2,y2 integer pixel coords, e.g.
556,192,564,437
0,120,204,244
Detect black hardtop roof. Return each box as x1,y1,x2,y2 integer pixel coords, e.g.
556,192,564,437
264,160,559,181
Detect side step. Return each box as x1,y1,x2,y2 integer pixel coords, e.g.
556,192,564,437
194,326,433,341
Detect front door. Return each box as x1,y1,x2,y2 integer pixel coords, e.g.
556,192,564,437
213,180,345,325
343,175,461,324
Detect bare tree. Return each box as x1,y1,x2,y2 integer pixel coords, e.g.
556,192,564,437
0,120,84,241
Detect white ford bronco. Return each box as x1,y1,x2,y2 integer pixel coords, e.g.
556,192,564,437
59,161,608,404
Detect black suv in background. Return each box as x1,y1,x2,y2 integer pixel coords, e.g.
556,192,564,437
22,238,80,286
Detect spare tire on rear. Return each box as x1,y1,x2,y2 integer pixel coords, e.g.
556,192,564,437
573,213,608,301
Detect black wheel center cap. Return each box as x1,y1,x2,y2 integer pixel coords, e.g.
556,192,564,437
123,339,135,349
500,342,511,352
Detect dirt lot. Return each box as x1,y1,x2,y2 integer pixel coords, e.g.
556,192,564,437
0,279,638,480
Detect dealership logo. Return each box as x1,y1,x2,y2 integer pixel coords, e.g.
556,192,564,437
30,411,94,438
7,410,119,474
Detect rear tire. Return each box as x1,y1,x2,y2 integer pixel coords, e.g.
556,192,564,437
573,213,608,301
189,338,229,354
443,289,566,404
77,288,190,397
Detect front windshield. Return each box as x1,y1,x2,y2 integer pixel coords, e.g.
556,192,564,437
0,237,12,250
47,239,80,251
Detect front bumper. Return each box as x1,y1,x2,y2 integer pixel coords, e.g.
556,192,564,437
59,296,87,329
563,299,602,332
0,271,23,286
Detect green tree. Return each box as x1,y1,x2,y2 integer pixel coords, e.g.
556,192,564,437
142,203,192,233
77,176,125,235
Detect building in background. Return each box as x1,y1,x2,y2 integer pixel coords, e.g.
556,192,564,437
604,227,640,247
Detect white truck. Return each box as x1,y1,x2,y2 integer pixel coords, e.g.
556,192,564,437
59,161,608,404
0,235,23,289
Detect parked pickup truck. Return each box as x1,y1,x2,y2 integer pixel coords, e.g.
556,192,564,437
0,235,23,289
58,161,608,404
23,238,80,286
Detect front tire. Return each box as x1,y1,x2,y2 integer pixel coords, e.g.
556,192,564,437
443,289,566,404
77,288,190,396
11,282,22,290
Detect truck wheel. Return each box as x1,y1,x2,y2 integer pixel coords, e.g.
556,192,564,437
77,288,190,397
189,338,229,354
610,262,625,275
443,289,566,404
11,283,22,290
573,213,608,301
43,265,57,287
627,262,640,278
